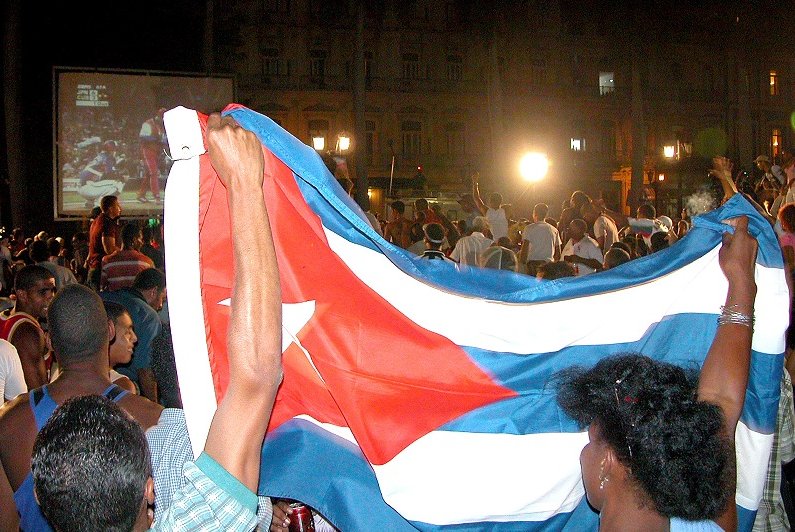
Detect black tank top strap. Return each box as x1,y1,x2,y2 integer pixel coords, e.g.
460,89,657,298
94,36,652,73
101,383,130,403
31,386,46,407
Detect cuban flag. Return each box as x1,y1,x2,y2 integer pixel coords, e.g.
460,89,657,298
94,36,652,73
162,105,789,531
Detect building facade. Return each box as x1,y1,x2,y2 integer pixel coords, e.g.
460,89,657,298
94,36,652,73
214,0,794,218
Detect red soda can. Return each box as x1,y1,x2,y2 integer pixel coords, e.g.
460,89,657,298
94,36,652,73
288,502,316,532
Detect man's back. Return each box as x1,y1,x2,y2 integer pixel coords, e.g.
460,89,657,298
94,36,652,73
0,378,162,528
36,261,77,291
522,221,561,262
101,249,154,291
88,213,119,271
451,232,493,266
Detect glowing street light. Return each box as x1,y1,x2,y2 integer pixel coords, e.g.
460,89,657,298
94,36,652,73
663,145,676,159
519,152,549,183
337,134,351,152
311,135,326,151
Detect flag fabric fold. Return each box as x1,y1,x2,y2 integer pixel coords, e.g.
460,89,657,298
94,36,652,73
163,104,789,531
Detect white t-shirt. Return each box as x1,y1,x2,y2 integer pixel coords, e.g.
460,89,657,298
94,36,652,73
562,236,603,276
522,222,561,262
593,215,619,251
0,339,26,401
486,207,509,241
450,232,493,266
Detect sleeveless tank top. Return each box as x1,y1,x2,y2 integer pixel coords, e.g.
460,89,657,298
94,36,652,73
13,384,129,531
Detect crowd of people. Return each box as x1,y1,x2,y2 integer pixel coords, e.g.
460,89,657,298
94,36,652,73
0,115,790,531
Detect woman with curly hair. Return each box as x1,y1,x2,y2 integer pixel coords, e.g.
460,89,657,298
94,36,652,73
557,216,758,531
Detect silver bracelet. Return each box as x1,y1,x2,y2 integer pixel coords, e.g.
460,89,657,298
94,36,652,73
717,304,754,329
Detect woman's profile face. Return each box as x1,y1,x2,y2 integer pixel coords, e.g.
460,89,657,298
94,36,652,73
580,423,607,510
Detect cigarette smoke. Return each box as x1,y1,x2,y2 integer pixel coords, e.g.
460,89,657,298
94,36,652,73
685,191,718,217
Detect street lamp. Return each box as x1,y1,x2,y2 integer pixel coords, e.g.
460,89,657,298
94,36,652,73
519,152,549,183
311,135,326,151
663,144,682,215
337,133,351,153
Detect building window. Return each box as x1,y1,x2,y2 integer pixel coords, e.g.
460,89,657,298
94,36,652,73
446,55,463,81
310,50,326,79
599,71,615,95
445,122,465,155
772,128,783,158
770,70,779,96
402,53,420,80
365,120,375,165
571,138,585,151
308,119,329,149
401,120,422,158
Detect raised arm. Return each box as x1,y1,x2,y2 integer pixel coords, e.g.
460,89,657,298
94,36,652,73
471,173,487,215
203,114,283,492
698,215,757,432
709,156,739,205
698,216,757,532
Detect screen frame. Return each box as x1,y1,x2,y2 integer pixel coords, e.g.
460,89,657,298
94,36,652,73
52,66,236,221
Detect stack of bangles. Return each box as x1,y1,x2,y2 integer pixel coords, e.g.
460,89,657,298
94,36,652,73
718,304,754,329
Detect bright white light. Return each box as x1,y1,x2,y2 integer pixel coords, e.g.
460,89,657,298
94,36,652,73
338,135,351,152
663,145,676,159
658,173,665,181
519,152,549,183
312,136,326,151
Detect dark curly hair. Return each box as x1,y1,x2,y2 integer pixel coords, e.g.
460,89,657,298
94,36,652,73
556,354,731,520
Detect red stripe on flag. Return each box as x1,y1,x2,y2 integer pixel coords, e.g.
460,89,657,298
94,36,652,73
196,109,516,464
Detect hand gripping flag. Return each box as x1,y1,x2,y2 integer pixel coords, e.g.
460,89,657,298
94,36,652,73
163,105,789,531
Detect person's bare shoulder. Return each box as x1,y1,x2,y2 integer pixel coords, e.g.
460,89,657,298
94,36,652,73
118,394,164,431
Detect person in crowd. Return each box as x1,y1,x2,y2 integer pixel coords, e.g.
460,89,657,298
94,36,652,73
676,219,690,238
87,195,121,291
0,283,163,530
30,240,76,292
602,247,631,270
457,193,479,232
103,301,139,394
472,172,510,241
450,216,493,266
519,203,562,276
138,108,166,203
101,222,155,291
755,155,783,207
556,215,756,531
417,223,455,262
31,111,282,531
479,246,518,272
0,339,25,403
582,202,618,252
407,221,428,255
414,197,441,226
562,219,603,276
429,203,461,251
0,266,55,390
140,224,165,271
46,238,67,268
385,200,413,249
537,261,576,280
101,268,166,400
14,238,34,265
650,231,670,253
10,228,25,256
70,232,90,284
559,191,592,243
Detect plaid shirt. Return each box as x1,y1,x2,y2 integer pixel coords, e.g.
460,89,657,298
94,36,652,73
152,453,258,531
753,370,795,532
147,408,274,529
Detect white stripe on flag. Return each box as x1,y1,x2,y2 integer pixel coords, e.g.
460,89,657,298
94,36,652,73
323,229,788,355
296,415,771,525
164,107,217,457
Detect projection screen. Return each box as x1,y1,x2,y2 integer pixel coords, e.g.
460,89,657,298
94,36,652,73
54,68,235,219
